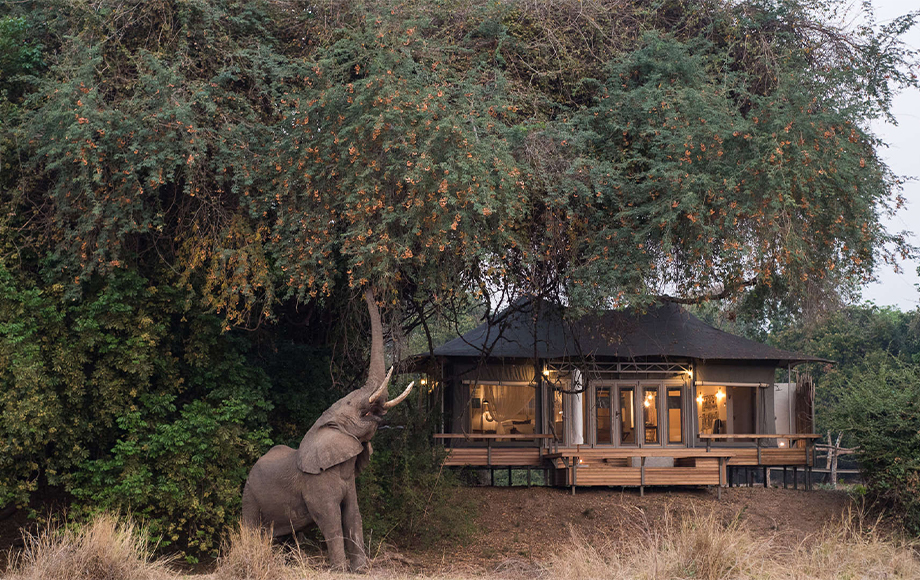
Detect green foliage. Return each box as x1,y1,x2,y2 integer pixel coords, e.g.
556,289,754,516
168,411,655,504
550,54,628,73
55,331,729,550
832,357,920,536
5,0,916,319
0,15,44,103
0,265,273,558
358,393,475,549
772,305,920,435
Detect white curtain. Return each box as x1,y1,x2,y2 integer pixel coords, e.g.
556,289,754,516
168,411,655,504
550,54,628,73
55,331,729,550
483,385,533,434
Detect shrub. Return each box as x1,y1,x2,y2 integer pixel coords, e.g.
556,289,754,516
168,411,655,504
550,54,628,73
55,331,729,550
833,356,920,536
0,266,273,560
357,394,474,553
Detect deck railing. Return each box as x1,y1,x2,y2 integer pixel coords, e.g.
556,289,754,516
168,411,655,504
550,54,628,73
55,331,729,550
699,433,821,471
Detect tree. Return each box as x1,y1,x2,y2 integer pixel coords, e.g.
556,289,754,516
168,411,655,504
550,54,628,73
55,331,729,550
4,0,916,320
1,0,918,555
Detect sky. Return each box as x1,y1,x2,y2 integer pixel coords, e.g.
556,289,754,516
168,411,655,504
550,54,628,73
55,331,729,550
859,0,920,310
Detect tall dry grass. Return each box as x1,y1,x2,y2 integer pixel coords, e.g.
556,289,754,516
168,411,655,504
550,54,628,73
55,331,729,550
4,509,918,580
541,506,920,580
4,513,173,580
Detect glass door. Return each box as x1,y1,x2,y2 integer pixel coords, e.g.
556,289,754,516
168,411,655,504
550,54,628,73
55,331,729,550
618,385,637,445
641,384,660,444
666,386,684,444
595,386,612,444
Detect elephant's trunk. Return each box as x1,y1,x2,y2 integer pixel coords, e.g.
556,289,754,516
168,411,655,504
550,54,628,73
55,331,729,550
362,287,386,393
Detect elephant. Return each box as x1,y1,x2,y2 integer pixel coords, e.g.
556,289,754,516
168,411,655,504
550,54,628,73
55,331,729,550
241,288,413,572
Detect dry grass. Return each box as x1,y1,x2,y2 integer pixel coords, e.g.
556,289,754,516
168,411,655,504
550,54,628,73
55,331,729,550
4,513,173,580
212,524,326,580
778,508,920,580
541,505,920,580
4,509,918,580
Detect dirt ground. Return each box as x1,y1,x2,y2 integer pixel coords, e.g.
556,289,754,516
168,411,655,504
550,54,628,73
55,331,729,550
0,485,856,576
396,485,854,573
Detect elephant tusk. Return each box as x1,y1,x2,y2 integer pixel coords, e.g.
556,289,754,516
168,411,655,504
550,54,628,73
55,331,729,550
368,366,394,403
383,381,414,410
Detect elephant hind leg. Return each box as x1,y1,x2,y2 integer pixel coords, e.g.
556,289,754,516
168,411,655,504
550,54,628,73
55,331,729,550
241,481,261,529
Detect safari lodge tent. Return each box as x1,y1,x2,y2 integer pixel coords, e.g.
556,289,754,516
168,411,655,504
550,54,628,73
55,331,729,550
413,300,824,492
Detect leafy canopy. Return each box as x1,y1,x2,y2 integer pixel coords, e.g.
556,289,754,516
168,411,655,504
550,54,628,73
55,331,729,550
3,0,916,321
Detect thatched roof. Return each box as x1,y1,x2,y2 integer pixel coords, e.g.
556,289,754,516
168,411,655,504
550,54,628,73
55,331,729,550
422,300,826,365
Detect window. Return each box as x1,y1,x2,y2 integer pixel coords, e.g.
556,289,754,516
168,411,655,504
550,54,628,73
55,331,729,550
619,387,636,444
469,383,535,435
696,384,728,434
642,388,659,444
596,387,612,444
667,387,683,444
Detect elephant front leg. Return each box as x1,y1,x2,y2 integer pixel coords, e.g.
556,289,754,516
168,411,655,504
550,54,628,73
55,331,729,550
342,483,367,572
309,501,347,571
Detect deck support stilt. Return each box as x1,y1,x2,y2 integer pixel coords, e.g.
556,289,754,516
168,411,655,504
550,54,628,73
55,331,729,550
763,466,768,488
640,457,646,497
783,466,787,489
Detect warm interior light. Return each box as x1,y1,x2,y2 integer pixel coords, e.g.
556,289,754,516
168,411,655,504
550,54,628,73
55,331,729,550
687,368,693,378
420,377,428,385
779,441,786,447
696,394,704,405
542,368,550,376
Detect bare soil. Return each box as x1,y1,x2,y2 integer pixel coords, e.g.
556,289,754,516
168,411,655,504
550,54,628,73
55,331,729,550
1,485,856,576
401,485,854,573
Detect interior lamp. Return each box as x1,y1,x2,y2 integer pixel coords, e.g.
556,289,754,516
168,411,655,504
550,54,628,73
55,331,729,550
716,389,725,402
696,394,704,405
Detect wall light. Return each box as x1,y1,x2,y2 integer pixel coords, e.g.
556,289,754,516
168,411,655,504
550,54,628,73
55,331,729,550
696,394,704,405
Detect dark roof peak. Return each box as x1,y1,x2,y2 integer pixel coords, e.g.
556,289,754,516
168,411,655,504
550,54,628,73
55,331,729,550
425,298,825,364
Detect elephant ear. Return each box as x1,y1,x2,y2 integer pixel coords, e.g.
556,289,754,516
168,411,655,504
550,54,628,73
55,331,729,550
355,442,373,476
296,425,364,475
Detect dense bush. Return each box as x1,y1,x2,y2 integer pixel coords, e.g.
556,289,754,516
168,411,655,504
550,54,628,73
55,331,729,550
358,392,475,550
833,356,920,535
0,265,274,558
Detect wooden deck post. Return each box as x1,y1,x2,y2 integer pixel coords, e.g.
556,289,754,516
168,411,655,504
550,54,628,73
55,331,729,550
640,457,646,497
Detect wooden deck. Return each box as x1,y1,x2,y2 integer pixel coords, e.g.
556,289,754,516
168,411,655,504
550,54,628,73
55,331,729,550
436,434,819,490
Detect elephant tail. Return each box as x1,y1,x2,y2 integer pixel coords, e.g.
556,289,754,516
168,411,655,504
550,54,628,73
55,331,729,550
241,479,261,529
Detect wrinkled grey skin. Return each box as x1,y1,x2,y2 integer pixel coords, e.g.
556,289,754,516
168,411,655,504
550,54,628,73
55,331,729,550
241,288,410,572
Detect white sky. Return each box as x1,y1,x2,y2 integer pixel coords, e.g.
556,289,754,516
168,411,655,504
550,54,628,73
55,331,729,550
860,0,920,310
